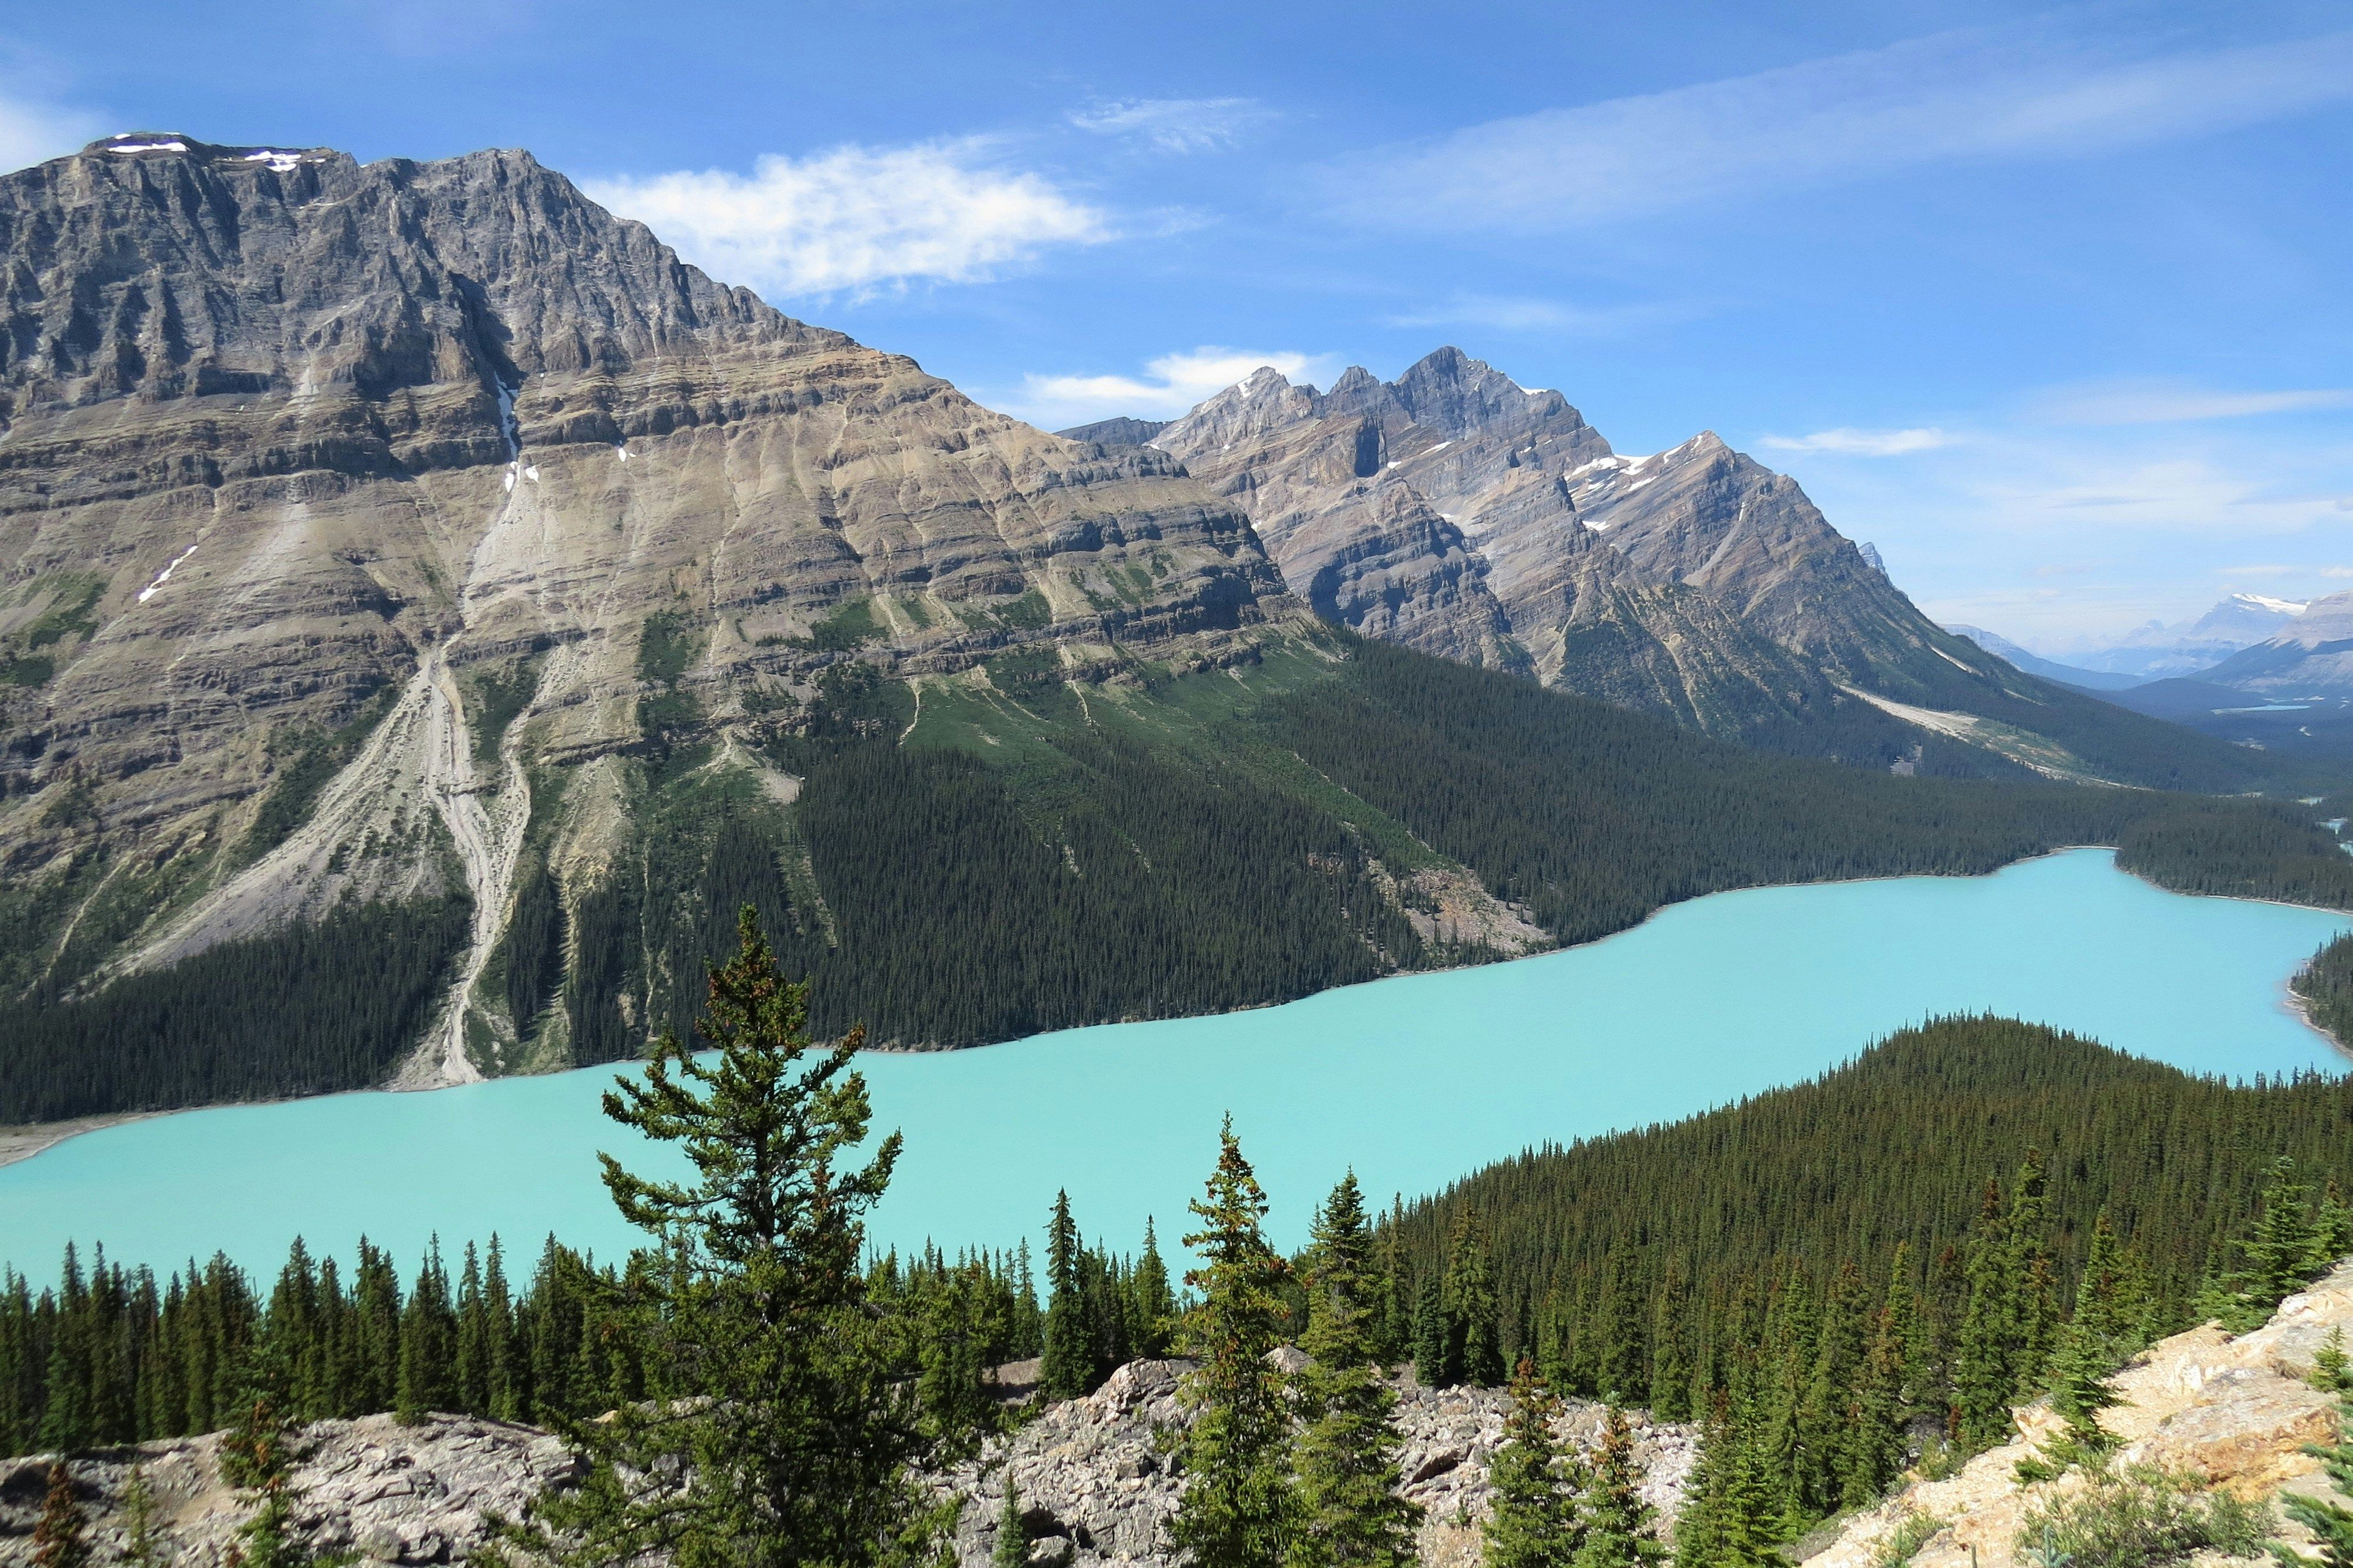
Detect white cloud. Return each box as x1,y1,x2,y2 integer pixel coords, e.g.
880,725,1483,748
1006,347,1342,427
584,140,1110,298
1381,292,1689,335
2038,382,2353,425
1759,427,1953,456
1319,26,2353,231
0,90,103,175
1068,98,1270,152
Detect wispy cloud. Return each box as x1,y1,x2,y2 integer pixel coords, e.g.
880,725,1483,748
2038,381,2353,425
1759,427,1953,457
1318,26,2353,231
1068,98,1271,152
1007,347,1342,427
1381,292,1689,335
584,140,1110,298
0,87,103,175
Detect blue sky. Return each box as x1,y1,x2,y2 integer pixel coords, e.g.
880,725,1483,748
5,0,2349,648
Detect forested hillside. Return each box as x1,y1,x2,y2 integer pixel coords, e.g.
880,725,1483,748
1387,1016,2353,1396
10,638,2353,1126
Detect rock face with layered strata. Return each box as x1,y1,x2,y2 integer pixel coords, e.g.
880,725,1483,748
1134,349,2000,743
0,132,1298,1076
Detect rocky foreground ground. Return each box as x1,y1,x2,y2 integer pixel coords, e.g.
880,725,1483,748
8,1264,2352,1568
0,1360,1691,1568
1810,1257,2353,1568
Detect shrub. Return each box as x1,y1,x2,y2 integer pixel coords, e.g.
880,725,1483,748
2015,1463,2271,1568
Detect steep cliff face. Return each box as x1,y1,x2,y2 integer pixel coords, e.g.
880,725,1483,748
0,133,1303,1086
1144,351,1923,752
1132,349,2298,787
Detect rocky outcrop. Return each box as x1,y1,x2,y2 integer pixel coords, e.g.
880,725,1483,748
0,1413,574,1566
0,1361,1694,1568
1807,1259,2353,1568
941,1358,1694,1568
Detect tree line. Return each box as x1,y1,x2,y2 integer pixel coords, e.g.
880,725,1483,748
13,918,2353,1568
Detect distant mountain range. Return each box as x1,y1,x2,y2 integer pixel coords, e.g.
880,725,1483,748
2052,592,2311,681
1950,594,2353,757
1064,355,2289,788
1943,627,2143,691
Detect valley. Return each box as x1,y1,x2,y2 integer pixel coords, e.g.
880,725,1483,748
2,848,2343,1289
1,95,2351,1568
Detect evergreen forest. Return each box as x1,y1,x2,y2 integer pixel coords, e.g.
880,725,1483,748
11,636,2352,1124
8,1010,2351,1558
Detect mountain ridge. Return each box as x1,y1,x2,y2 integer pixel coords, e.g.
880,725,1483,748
1082,351,2313,791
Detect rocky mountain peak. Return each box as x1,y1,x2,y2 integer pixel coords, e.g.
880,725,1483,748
1,132,819,420
0,133,1300,1067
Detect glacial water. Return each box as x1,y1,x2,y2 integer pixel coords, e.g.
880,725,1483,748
2,848,2347,1282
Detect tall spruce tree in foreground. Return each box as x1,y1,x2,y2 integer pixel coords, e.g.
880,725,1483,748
1040,1191,1091,1401
1484,1358,1582,1568
491,906,929,1568
1131,1219,1177,1360
1291,1172,1420,1568
1169,1118,1297,1568
1445,1209,1505,1388
2019,1207,2148,1482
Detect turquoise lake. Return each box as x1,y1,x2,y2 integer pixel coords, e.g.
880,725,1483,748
3,848,2348,1283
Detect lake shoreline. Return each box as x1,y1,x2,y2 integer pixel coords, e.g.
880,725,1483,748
7,847,2349,1286
4,844,2343,1175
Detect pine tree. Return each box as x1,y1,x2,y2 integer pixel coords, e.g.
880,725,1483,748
1374,1201,1410,1369
1414,1272,1450,1388
993,1479,1030,1568
1169,1118,1297,1568
1574,1406,1664,1568
1953,1177,2015,1449
486,906,929,1568
1483,1359,1581,1568
1291,1171,1421,1568
1131,1219,1177,1360
1447,1209,1505,1388
483,1238,520,1421
2018,1210,2138,1480
395,1237,456,1423
218,1343,315,1568
123,1463,161,1568
1649,1262,1690,1421
2004,1153,2058,1399
1040,1191,1092,1401
31,1462,89,1568
1011,1241,1042,1361
1671,1394,1731,1568
2312,1327,2353,1394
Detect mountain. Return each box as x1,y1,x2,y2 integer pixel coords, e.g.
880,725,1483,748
1101,352,2304,791
0,132,1304,1101
2056,592,2309,680
2198,588,2353,697
1944,624,2142,690
0,134,2340,1126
